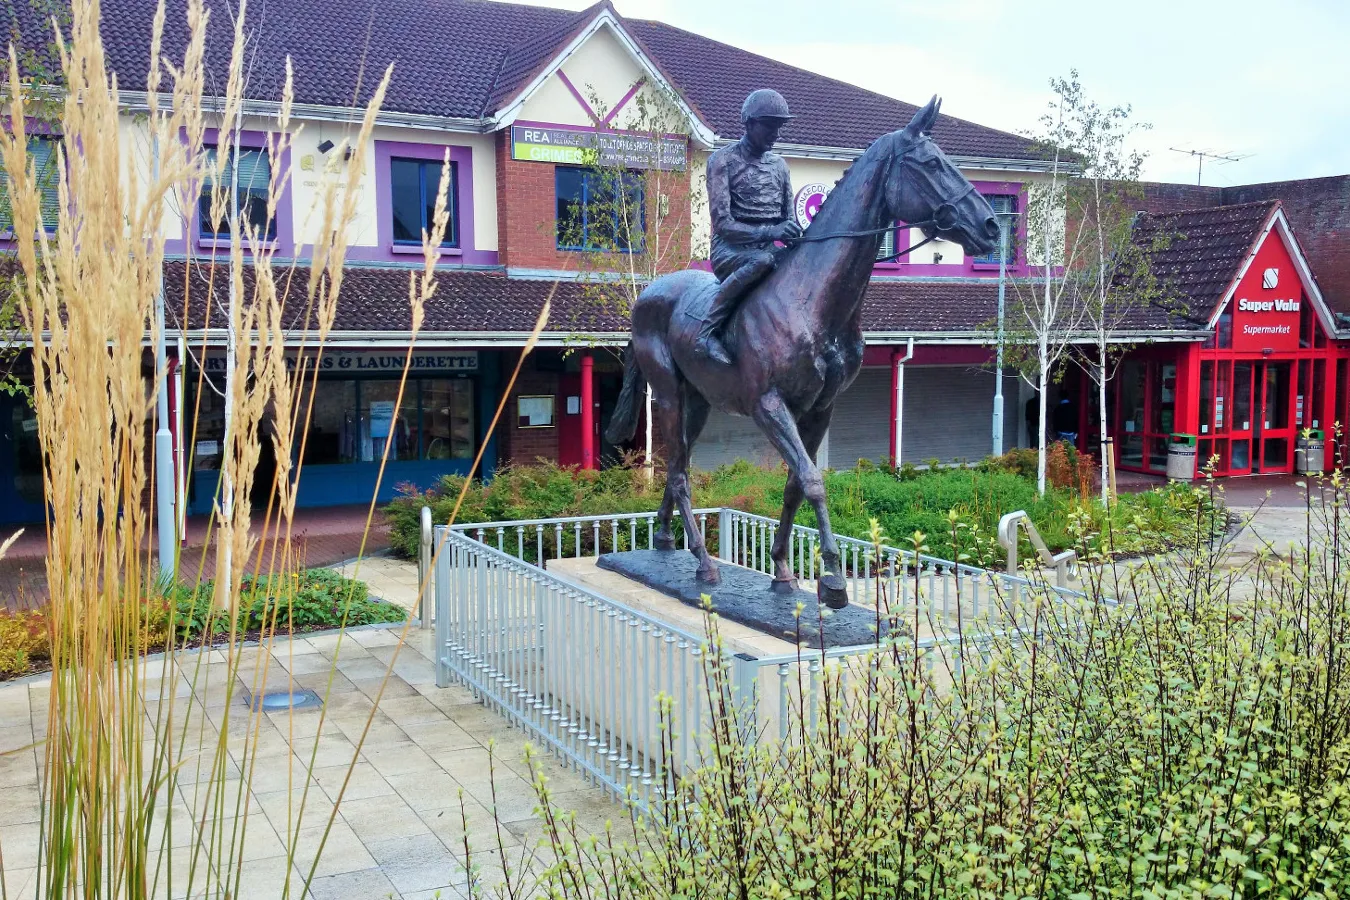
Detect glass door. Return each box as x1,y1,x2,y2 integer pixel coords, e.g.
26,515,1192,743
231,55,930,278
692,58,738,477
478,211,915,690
1229,363,1254,474
1257,362,1293,473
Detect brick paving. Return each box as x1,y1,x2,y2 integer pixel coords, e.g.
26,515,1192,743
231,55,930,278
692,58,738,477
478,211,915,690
0,505,392,612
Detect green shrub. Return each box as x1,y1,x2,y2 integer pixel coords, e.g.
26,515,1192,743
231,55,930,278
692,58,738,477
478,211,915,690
491,485,1350,899
166,568,401,640
1,569,398,680
386,459,1214,565
0,610,47,678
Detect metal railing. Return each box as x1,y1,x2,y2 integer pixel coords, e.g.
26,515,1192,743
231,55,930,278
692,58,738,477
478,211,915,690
419,506,433,629
430,507,1098,809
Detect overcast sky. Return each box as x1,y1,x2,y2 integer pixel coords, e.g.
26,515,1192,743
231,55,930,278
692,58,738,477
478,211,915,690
523,0,1349,186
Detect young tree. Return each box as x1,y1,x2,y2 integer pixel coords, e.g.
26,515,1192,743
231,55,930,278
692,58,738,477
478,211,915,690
1053,73,1163,505
555,83,702,477
1003,79,1091,496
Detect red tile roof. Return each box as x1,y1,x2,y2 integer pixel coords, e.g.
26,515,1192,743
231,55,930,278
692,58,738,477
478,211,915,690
82,0,1043,159
1130,200,1277,323
163,260,626,334
164,261,1196,338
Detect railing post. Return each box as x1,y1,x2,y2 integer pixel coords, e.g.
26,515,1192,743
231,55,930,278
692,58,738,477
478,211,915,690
434,526,451,688
732,652,759,745
419,506,433,630
718,508,733,562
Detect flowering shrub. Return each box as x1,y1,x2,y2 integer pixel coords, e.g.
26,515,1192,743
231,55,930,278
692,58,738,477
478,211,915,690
476,481,1350,898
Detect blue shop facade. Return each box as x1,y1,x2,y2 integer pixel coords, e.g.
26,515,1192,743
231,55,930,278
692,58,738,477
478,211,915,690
182,347,502,518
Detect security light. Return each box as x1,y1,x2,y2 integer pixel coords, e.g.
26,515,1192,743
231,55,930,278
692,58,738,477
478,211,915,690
317,139,334,154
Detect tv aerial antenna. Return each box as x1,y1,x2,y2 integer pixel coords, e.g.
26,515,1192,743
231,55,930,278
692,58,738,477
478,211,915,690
1169,147,1252,185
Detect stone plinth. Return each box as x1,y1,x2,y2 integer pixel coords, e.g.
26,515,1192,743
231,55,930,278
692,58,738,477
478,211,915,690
594,550,892,650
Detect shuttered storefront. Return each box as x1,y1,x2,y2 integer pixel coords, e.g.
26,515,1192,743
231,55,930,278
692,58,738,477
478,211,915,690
901,366,996,465
691,409,779,470
689,364,1014,472
829,368,892,468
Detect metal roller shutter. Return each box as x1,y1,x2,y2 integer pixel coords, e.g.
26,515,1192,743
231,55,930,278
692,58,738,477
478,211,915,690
691,409,778,470
902,366,996,465
829,368,892,468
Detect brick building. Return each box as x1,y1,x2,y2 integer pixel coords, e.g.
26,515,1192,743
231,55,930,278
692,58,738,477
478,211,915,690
1,0,1347,524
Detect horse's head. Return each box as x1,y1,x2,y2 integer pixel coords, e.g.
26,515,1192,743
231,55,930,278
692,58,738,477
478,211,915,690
886,97,1001,258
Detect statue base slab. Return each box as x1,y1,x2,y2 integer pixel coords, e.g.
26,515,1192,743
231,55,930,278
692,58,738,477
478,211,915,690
595,549,891,650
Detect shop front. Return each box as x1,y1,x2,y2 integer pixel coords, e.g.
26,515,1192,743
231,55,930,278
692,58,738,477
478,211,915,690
1115,214,1343,478
184,348,501,514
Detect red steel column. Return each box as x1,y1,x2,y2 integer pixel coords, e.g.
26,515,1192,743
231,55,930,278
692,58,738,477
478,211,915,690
581,351,595,470
1174,343,1202,438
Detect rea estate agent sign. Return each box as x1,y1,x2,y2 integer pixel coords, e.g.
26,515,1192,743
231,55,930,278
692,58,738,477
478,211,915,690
510,124,687,170
1230,234,1304,353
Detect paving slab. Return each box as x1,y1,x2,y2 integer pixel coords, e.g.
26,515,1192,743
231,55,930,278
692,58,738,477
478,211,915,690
0,624,610,898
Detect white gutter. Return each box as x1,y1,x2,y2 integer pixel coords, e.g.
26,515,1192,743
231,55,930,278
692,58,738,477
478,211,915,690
169,329,632,348
861,330,1206,345
716,138,1073,175
893,337,914,469
119,90,490,133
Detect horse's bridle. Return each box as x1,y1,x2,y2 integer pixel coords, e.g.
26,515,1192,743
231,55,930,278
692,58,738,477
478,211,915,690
785,142,978,263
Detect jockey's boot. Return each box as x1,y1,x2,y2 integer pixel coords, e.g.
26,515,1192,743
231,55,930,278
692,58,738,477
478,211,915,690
696,268,755,365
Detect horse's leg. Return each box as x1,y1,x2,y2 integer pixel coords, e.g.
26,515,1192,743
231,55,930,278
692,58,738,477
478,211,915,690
657,384,718,583
654,387,709,552
638,340,681,552
753,391,847,609
769,405,831,593
654,483,678,551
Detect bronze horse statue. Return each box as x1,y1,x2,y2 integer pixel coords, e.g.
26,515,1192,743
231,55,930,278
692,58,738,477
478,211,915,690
606,98,1000,609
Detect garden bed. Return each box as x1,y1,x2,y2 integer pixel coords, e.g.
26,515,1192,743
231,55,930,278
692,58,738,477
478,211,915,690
0,568,402,681
385,450,1224,568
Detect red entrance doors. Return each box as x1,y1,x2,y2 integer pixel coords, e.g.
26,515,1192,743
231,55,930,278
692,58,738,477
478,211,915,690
1198,359,1295,475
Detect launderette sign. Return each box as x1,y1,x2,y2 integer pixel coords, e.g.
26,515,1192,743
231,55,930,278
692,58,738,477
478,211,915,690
199,350,479,374
510,124,687,170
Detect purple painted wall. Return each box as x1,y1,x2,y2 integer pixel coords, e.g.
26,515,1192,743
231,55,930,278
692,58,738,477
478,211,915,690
171,126,295,258
875,179,1029,277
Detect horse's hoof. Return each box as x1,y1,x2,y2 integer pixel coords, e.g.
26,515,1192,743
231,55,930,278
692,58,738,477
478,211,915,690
653,535,677,552
697,563,721,585
770,577,797,596
818,573,848,610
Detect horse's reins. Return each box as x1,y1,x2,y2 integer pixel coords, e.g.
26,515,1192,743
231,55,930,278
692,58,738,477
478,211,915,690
785,178,978,263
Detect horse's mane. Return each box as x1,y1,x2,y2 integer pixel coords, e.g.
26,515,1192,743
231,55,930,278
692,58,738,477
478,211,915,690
804,130,899,231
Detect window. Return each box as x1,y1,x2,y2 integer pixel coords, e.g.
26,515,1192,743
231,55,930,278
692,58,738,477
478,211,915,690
877,225,897,261
198,145,275,240
972,193,1017,265
0,136,61,233
555,166,644,252
298,378,475,464
391,157,457,247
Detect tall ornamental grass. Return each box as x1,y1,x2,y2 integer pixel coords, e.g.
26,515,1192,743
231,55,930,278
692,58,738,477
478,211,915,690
0,0,490,894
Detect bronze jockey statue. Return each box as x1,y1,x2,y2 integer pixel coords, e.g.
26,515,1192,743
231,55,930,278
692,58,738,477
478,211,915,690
696,89,802,365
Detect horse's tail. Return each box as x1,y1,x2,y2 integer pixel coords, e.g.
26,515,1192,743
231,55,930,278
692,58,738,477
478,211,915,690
605,346,646,445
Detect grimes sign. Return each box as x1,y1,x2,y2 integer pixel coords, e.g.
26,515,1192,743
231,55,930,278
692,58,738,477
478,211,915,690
510,125,687,170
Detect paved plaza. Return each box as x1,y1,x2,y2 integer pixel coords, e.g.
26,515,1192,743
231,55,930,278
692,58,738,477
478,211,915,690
0,623,623,899
0,482,1331,898
0,505,392,612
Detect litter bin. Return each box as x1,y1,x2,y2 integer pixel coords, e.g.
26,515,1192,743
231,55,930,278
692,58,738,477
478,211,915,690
1297,429,1326,474
1166,433,1197,481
